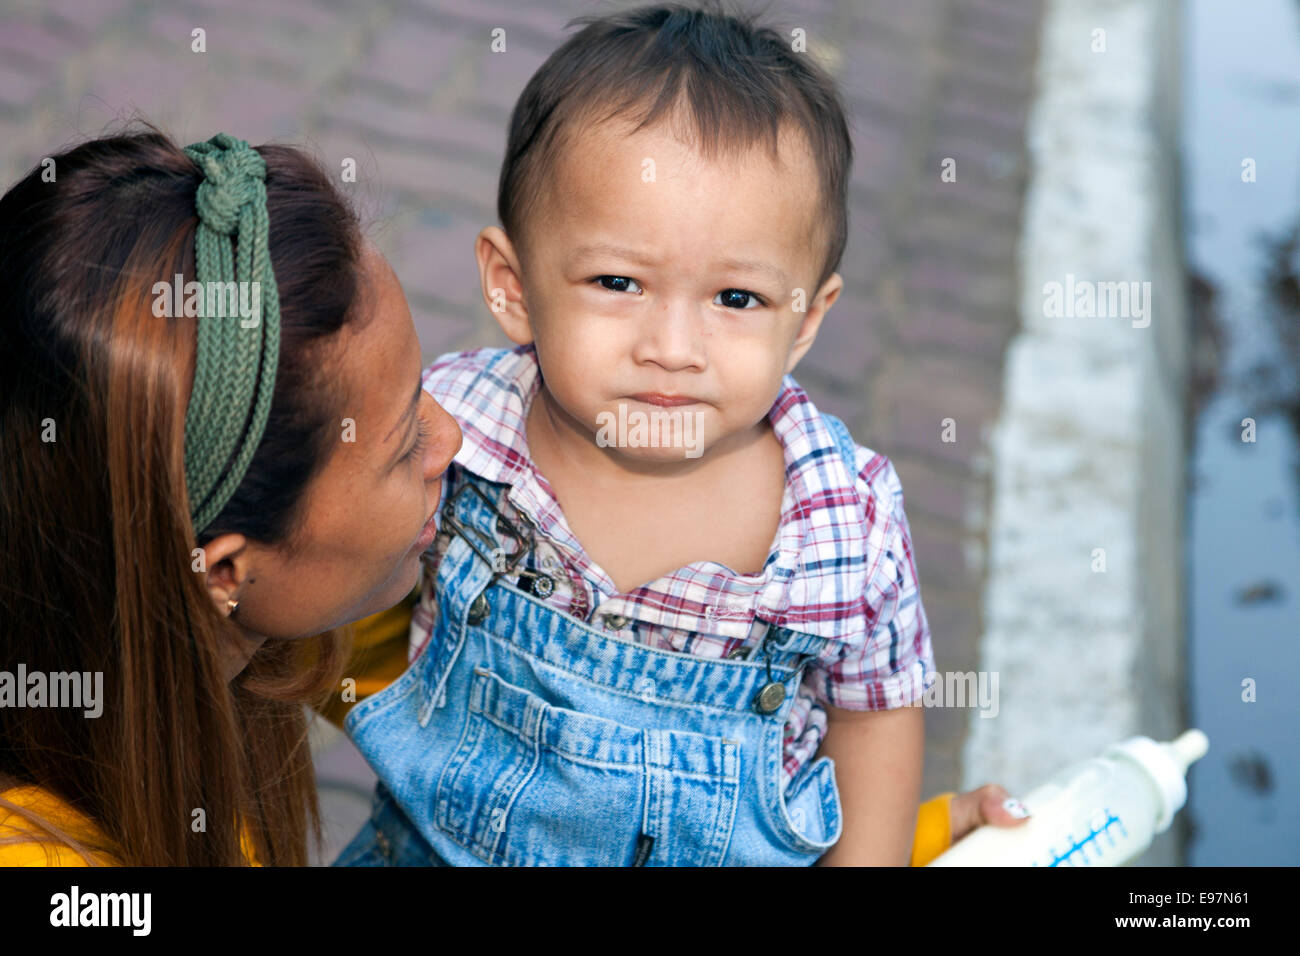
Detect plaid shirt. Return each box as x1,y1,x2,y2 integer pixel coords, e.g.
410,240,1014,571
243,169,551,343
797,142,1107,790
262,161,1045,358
411,345,935,787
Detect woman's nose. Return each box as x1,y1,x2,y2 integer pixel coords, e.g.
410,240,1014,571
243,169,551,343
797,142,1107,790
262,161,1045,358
422,393,462,481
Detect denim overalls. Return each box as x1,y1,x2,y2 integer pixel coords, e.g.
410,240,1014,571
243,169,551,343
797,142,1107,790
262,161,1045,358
335,414,862,867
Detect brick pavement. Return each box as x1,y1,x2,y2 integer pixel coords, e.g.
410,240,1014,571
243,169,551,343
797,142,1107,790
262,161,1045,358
0,0,1043,862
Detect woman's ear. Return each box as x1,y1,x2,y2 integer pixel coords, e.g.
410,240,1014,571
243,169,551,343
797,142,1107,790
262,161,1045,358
475,226,533,344
197,532,251,618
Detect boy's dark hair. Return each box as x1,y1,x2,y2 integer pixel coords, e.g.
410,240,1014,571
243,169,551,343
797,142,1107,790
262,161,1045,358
498,1,854,289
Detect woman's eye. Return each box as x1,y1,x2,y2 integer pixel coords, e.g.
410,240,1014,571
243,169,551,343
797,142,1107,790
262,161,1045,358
595,275,642,294
714,289,764,310
403,418,431,465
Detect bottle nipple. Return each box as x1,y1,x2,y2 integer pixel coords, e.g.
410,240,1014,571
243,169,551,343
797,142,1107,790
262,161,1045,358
1167,729,1210,773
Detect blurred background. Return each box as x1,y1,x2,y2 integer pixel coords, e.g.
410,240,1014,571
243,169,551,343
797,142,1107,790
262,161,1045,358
0,0,1294,865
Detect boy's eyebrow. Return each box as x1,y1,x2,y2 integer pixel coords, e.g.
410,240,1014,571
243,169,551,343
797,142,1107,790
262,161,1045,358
715,256,790,289
569,242,662,267
570,243,789,288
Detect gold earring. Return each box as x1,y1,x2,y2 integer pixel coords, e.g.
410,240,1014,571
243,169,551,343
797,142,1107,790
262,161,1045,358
226,597,239,616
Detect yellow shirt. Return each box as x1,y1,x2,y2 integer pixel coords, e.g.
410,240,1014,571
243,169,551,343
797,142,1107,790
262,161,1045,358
0,785,261,866
0,786,119,866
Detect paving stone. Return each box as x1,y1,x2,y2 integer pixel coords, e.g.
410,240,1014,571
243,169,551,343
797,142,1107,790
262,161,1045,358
43,0,137,34
892,454,979,527
350,17,462,100
382,209,486,309
803,292,886,386
894,303,1017,364
0,19,86,69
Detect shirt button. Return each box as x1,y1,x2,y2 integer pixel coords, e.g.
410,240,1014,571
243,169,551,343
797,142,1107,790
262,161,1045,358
603,613,629,631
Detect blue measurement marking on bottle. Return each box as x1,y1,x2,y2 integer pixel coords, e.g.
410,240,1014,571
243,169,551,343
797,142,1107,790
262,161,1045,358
1036,810,1126,867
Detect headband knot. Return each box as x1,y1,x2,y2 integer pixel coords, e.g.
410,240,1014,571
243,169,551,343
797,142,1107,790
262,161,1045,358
189,138,267,236
181,133,282,536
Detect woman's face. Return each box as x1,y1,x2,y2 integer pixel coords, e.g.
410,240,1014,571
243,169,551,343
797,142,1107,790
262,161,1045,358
205,242,461,658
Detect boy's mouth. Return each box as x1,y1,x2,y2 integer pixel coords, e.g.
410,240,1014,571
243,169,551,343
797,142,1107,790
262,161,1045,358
628,392,701,407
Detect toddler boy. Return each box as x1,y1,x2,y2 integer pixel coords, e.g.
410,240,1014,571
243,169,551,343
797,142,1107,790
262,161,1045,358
341,2,935,867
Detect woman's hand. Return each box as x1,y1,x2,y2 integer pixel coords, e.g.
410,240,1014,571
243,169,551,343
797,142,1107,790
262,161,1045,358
950,783,1031,842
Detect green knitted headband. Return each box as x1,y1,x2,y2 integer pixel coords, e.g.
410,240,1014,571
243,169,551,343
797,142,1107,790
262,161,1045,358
181,133,281,535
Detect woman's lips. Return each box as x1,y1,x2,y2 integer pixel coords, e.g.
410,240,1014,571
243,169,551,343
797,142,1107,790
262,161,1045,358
413,508,439,552
628,392,701,407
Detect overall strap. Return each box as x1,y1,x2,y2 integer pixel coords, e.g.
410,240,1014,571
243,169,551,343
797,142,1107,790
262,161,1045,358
415,472,523,724
760,624,833,669
818,411,859,478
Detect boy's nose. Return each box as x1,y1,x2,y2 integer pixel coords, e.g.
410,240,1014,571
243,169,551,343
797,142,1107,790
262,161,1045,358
631,303,706,373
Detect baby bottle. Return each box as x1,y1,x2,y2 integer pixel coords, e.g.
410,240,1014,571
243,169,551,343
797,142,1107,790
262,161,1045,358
928,729,1209,866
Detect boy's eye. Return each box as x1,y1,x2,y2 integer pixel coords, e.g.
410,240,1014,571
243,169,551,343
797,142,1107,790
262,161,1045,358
714,289,764,310
594,275,643,294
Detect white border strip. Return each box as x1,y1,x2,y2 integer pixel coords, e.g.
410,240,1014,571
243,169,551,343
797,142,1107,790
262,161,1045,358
961,0,1188,863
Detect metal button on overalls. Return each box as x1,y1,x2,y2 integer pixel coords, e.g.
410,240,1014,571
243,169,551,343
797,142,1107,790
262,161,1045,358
603,613,628,630
467,593,490,625
752,630,787,713
753,681,786,713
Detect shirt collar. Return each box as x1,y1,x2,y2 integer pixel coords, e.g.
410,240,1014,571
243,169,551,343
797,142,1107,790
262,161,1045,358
425,344,871,639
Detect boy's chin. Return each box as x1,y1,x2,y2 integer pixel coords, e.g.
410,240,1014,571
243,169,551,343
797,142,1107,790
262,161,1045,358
590,406,712,462
600,440,710,463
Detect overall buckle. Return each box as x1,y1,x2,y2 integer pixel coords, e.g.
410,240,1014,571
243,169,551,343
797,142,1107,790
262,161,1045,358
438,481,533,578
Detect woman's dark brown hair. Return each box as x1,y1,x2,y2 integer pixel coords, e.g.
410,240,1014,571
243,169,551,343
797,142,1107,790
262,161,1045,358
0,122,361,865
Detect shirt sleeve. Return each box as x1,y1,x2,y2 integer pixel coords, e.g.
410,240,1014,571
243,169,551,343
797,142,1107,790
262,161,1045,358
806,453,937,711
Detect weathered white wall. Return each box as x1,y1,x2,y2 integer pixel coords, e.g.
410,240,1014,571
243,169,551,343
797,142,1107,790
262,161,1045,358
961,0,1190,865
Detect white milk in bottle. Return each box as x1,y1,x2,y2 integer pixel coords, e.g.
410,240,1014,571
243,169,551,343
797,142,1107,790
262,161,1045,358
928,729,1209,866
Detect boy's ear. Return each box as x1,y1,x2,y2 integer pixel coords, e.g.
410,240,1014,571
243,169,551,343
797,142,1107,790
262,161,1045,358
784,272,843,375
475,226,532,344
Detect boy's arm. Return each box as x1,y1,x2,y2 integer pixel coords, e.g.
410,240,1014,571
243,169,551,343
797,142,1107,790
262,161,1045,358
809,452,934,866
813,704,924,866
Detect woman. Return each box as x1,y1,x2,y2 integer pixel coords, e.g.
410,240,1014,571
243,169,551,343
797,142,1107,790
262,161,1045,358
0,126,1022,866
0,126,460,865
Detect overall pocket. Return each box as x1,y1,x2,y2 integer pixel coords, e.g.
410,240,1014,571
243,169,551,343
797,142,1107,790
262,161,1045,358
760,720,845,857
434,667,739,866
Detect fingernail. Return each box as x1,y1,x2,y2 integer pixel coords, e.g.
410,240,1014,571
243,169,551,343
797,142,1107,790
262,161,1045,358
1003,797,1031,819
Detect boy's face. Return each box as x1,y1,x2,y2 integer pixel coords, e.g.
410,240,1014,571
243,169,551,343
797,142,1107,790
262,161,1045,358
479,115,842,463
